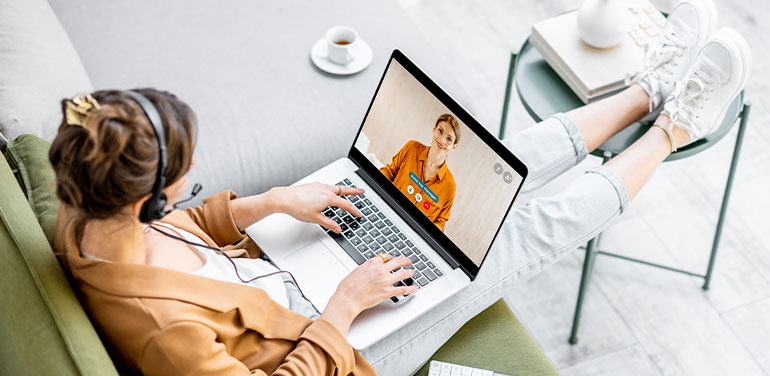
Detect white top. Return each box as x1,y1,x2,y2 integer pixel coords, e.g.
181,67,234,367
153,222,290,309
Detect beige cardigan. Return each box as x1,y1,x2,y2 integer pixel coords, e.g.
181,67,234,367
55,191,376,375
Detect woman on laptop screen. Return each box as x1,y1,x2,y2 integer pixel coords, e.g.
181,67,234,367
379,114,459,231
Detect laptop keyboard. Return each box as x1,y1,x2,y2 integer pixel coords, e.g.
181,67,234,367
321,178,444,294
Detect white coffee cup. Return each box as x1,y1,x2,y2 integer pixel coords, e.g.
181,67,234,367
326,25,358,65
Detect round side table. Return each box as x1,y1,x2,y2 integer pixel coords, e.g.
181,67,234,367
498,37,752,345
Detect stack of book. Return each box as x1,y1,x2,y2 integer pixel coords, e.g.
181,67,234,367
530,0,666,103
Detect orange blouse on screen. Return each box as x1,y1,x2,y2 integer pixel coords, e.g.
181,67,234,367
379,140,456,231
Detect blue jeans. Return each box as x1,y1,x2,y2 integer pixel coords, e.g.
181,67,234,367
358,114,630,375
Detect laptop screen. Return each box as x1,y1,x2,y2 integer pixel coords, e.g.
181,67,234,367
353,57,525,267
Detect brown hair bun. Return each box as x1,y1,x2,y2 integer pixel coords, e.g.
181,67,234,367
49,89,197,219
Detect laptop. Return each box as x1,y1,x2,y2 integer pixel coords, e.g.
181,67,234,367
246,50,528,349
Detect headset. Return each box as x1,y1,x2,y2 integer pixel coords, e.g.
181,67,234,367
126,90,170,223
125,90,316,311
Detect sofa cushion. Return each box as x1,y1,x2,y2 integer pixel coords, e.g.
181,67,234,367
0,155,117,376
47,0,473,205
0,0,93,142
4,134,59,245
416,299,558,376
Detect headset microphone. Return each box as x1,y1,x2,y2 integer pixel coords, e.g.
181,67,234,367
170,183,203,210
153,182,204,218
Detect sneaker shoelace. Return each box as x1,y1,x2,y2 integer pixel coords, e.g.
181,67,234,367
664,62,722,148
626,31,688,112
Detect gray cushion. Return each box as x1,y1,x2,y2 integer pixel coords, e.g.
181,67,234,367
0,0,92,142
47,0,470,204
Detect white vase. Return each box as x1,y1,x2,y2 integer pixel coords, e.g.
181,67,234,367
577,0,626,49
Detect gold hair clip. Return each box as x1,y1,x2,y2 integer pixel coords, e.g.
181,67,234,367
65,94,101,127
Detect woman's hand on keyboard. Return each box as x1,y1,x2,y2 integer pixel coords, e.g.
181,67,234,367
271,182,364,233
322,254,418,334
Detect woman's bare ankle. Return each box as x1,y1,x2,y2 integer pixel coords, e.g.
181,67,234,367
654,114,690,150
627,83,652,113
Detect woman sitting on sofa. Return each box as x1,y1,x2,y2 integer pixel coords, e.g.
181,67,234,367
50,5,750,373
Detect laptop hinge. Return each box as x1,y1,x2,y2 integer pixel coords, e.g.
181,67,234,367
355,167,462,271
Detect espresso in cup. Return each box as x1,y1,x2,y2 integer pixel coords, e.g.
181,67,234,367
326,26,358,64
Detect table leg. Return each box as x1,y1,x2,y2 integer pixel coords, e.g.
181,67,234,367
569,234,601,345
703,101,751,290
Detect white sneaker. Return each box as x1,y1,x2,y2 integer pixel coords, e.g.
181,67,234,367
661,28,752,149
626,0,718,115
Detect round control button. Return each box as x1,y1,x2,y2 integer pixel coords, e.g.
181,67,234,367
494,162,503,175
423,202,431,210
407,185,414,194
415,193,422,202
503,171,513,184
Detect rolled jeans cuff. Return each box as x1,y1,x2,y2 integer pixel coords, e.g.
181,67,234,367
586,165,630,214
553,112,588,165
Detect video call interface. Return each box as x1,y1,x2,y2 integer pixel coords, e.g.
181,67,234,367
355,60,523,266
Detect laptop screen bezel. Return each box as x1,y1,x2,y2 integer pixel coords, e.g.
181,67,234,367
347,49,528,279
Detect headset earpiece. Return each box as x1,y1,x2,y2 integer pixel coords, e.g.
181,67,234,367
157,193,167,213
139,192,168,223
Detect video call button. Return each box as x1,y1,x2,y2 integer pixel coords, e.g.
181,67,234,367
408,172,438,203
415,193,422,202
503,171,513,184
493,162,503,175
407,185,414,195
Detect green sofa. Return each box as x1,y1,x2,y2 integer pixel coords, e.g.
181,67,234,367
0,137,557,375
0,137,118,375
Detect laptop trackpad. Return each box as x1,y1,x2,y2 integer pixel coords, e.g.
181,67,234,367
284,241,349,312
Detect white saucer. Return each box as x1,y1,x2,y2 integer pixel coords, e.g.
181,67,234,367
310,37,373,75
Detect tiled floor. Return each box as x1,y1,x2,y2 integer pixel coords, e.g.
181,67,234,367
397,0,770,374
